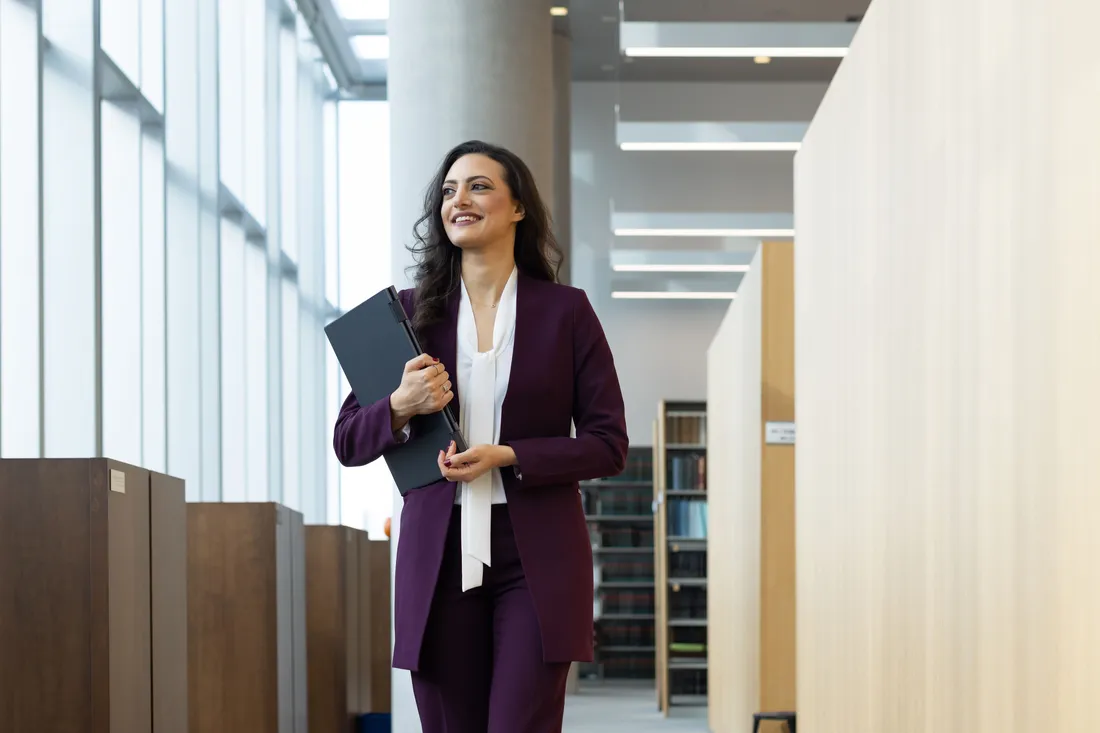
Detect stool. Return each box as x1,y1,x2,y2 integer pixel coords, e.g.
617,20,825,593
753,711,796,733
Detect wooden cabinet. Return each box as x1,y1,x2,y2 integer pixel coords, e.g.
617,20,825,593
187,502,306,733
305,526,391,732
0,458,187,733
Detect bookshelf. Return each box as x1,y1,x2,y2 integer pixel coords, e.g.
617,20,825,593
581,446,656,682
654,400,709,713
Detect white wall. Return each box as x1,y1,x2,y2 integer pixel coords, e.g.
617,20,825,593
706,246,762,731
571,81,826,444
794,0,1100,731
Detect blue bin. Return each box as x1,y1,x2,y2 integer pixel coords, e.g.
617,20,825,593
357,712,392,733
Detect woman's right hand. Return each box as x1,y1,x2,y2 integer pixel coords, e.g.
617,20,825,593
389,354,453,429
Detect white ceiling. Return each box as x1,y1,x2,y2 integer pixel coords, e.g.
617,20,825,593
564,0,871,82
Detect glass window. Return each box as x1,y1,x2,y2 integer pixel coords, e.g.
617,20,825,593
100,100,143,467
141,0,165,112
0,0,42,458
282,279,301,512
244,240,269,502
334,0,389,20
42,5,98,458
220,219,247,500
280,26,299,263
142,128,167,472
336,100,393,535
218,0,244,203
100,0,141,84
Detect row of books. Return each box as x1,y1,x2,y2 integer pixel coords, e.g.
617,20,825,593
584,491,652,517
600,589,655,615
594,526,654,549
668,498,708,538
668,454,706,490
666,415,706,445
669,586,707,619
598,622,655,648
600,559,654,582
669,550,706,579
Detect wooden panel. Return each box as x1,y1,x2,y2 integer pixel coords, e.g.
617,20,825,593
759,242,796,712
793,1,1100,731
706,251,763,733
358,536,392,712
150,471,188,733
188,503,281,733
0,458,183,733
105,459,153,733
306,526,356,732
0,459,98,732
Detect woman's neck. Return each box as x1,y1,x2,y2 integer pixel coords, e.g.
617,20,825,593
461,246,515,307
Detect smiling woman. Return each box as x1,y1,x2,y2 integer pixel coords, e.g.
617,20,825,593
332,139,629,732
407,140,562,333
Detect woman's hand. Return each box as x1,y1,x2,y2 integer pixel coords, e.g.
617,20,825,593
390,354,452,430
437,441,517,484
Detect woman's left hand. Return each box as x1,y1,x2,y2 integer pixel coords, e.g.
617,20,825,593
437,441,515,483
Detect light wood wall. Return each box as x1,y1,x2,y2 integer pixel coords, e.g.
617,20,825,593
708,241,797,732
793,0,1100,731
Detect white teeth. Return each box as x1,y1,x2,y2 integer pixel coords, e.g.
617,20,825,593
455,215,480,223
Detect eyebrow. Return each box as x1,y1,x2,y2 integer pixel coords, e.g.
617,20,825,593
443,175,493,186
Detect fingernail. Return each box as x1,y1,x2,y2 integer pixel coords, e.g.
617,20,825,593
444,460,452,467
433,358,439,362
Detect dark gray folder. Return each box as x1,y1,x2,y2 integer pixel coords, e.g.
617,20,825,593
324,286,467,494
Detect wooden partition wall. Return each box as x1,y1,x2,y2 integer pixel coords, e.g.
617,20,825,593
0,458,188,733
706,242,796,733
188,502,307,733
793,0,1100,731
305,526,392,732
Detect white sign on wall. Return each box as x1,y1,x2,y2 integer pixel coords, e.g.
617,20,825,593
765,421,796,445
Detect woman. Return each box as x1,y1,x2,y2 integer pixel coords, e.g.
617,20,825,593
333,140,628,732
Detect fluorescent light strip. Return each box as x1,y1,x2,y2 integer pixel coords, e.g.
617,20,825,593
613,264,750,273
612,291,738,300
623,46,848,58
621,141,801,152
614,227,795,238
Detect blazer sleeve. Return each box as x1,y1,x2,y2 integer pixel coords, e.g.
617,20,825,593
505,290,629,487
332,288,415,467
333,391,408,467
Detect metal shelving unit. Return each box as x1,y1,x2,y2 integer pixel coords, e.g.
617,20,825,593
581,446,656,682
654,400,709,715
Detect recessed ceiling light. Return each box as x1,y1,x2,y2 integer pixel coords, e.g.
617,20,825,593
612,291,738,300
614,227,795,238
623,46,846,58
620,141,800,152
612,264,751,273
754,55,772,64
550,6,568,16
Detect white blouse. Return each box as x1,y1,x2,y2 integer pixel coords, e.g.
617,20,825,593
454,266,518,590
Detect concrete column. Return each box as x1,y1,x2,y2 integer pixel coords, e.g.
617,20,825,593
387,2,554,730
552,30,572,285
389,0,555,289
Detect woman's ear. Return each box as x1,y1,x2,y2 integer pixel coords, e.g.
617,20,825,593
513,203,526,222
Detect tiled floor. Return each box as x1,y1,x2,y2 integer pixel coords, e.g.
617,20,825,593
562,681,709,733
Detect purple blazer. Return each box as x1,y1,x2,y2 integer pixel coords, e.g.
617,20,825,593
333,272,629,671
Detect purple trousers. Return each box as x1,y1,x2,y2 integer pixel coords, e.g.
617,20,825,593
411,504,571,733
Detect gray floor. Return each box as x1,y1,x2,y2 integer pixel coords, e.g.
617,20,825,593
562,681,709,733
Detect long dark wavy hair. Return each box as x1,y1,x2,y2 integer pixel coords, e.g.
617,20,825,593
407,140,562,333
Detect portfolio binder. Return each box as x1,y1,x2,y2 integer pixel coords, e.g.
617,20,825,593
325,287,467,493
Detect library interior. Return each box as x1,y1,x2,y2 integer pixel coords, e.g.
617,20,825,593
2,0,1099,732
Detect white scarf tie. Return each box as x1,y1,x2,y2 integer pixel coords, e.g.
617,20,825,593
458,269,518,591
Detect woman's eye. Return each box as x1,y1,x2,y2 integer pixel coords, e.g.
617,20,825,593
442,187,454,196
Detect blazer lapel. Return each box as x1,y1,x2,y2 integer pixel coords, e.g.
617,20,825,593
437,286,462,421
499,273,535,443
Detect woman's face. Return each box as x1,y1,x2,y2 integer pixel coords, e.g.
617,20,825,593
440,153,524,251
